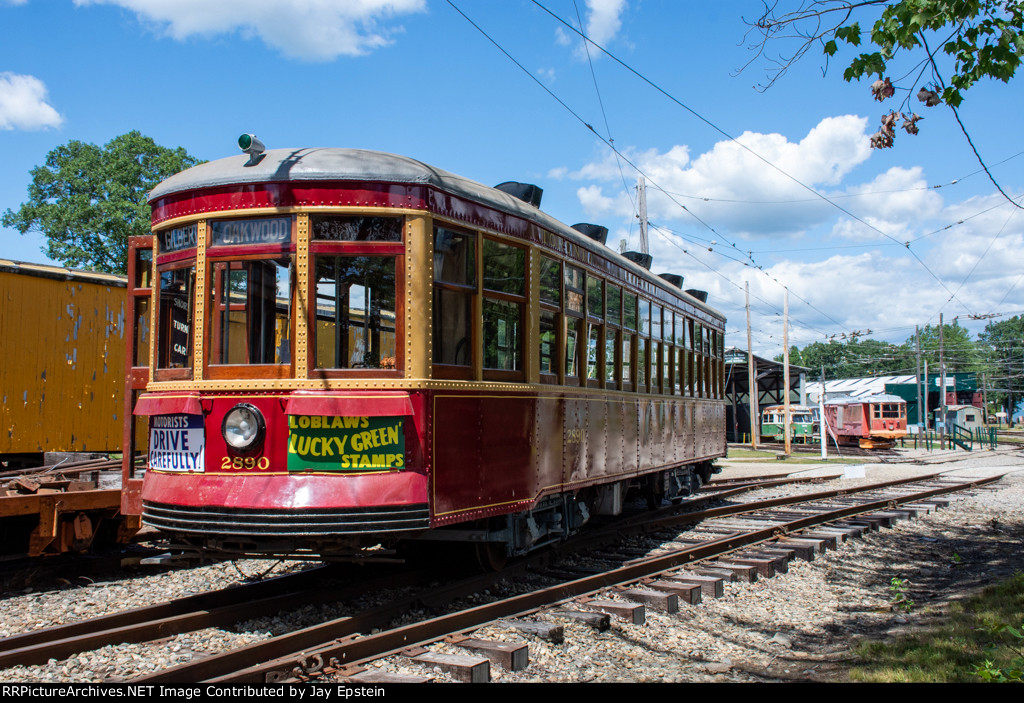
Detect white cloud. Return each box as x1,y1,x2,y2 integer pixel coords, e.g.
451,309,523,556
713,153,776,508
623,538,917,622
571,115,874,237
565,0,627,58
560,116,1024,351
583,0,626,46
0,72,63,130
828,166,943,243
75,0,426,61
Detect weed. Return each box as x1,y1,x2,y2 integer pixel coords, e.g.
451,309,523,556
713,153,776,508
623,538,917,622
890,577,914,613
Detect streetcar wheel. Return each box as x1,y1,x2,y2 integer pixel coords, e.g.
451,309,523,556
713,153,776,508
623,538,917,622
475,541,508,571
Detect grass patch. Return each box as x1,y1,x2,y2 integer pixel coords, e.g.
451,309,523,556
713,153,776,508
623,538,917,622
726,448,781,459
725,448,870,465
850,572,1024,683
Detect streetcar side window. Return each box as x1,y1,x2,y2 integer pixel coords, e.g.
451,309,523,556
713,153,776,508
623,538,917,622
564,265,585,383
637,299,650,390
433,228,475,368
539,256,561,381
209,258,293,365
482,238,526,376
605,284,620,388
156,264,196,371
312,256,397,369
651,304,663,393
622,292,637,391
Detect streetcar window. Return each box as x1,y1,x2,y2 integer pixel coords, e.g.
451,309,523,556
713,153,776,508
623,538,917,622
134,298,151,368
483,299,521,371
483,239,525,295
135,248,153,288
482,238,525,378
540,256,561,306
311,215,402,242
209,258,293,365
434,288,472,366
540,311,559,376
587,276,603,319
565,322,580,377
638,299,650,337
651,304,663,341
313,256,396,369
565,265,584,315
622,333,632,384
654,341,664,393
637,339,647,388
606,285,621,326
156,264,195,370
433,228,475,367
605,328,617,385
434,228,475,286
587,323,600,380
623,292,637,331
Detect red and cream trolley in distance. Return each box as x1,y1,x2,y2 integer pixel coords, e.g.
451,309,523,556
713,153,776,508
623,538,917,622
120,138,727,561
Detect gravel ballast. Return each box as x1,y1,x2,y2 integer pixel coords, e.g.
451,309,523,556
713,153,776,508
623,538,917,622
1,447,1021,683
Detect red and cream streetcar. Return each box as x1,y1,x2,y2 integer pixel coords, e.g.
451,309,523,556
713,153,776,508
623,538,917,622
823,395,908,449
120,138,727,561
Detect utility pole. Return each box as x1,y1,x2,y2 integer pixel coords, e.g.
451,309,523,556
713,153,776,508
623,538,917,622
939,313,947,449
746,282,758,449
819,365,827,460
783,288,791,456
915,325,923,434
982,372,988,424
924,359,929,431
636,177,649,256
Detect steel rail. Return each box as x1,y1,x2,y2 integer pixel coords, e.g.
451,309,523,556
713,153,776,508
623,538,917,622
227,472,1004,684
0,566,346,667
137,472,1002,683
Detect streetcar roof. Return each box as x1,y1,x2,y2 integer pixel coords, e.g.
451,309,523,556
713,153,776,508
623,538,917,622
150,147,722,319
825,394,905,405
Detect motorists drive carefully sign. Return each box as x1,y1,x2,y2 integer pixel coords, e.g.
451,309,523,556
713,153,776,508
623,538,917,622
149,414,205,472
287,415,405,472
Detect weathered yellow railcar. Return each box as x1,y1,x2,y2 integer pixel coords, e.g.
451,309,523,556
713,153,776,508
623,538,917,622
0,260,130,464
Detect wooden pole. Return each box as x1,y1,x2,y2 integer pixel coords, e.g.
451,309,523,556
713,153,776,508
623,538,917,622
783,288,791,456
746,282,758,449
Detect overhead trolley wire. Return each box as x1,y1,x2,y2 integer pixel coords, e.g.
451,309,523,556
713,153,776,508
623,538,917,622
447,0,856,343
527,0,978,316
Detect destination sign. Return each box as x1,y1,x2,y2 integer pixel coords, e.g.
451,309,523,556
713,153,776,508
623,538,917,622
158,224,198,253
211,217,291,247
149,414,205,472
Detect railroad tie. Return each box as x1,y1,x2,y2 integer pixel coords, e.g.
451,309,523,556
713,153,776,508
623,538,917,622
407,652,490,683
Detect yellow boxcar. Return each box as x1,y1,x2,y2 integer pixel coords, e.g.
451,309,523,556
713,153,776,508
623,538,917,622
0,260,129,463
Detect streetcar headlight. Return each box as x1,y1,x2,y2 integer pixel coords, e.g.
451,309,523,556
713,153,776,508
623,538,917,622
222,403,265,451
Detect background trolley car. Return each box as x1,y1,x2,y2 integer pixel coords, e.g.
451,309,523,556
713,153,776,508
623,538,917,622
759,404,816,444
823,395,908,449
121,141,727,562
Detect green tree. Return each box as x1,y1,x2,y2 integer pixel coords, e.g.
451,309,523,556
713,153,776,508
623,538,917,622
746,0,1024,199
749,1,1023,107
978,315,1024,425
2,131,202,274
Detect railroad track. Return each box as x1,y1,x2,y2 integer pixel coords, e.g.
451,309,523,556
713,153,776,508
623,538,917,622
0,470,1003,683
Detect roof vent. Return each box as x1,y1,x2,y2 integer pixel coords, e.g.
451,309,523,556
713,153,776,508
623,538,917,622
494,181,543,207
686,289,709,303
571,223,609,245
622,251,653,270
658,273,684,289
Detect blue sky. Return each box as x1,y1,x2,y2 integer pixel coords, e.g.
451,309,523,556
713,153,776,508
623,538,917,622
2,0,1022,359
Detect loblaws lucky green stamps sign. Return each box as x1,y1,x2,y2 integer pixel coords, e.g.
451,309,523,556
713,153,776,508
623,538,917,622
287,415,405,472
